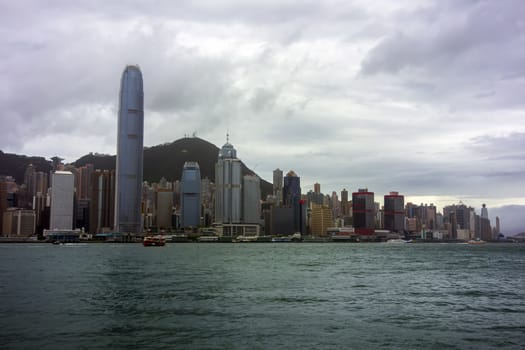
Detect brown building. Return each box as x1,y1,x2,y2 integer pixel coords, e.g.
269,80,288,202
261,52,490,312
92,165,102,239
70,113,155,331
89,170,115,234
310,203,333,236
2,208,36,237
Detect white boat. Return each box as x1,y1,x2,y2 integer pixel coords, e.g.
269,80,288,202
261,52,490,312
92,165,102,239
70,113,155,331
387,239,412,243
467,239,486,245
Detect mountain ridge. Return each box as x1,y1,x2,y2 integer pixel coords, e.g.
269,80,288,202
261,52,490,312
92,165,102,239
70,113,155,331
1,137,273,198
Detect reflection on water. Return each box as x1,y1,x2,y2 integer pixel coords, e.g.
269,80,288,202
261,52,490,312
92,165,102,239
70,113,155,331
1,243,524,349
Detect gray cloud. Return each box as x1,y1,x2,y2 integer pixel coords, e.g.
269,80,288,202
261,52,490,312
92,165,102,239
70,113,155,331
1,0,524,216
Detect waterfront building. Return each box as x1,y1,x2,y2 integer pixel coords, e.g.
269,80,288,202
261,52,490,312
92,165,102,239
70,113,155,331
270,207,295,236
50,171,74,230
24,164,36,197
180,162,201,228
89,170,115,235
114,65,144,234
75,164,94,200
243,175,261,224
2,208,36,237
214,138,242,235
283,170,303,233
480,204,492,240
448,211,458,239
341,188,349,216
352,188,375,235
384,191,405,232
310,203,333,236
443,203,471,231
157,189,174,229
273,168,283,206
406,202,437,232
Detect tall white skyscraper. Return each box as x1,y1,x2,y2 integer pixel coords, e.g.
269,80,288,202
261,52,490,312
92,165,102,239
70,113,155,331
114,65,144,234
49,171,74,230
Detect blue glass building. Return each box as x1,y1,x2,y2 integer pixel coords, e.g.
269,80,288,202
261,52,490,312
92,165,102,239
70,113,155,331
114,65,144,234
181,162,201,228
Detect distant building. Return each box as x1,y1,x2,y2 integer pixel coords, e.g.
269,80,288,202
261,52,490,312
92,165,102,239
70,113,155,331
114,65,144,234
180,162,201,228
340,188,349,216
352,188,375,235
270,207,295,236
243,175,261,224
443,203,471,231
214,139,242,226
89,170,115,235
283,170,303,233
2,208,36,237
480,204,492,240
273,168,283,206
157,189,174,229
75,164,94,200
384,191,405,232
310,203,333,236
50,171,74,230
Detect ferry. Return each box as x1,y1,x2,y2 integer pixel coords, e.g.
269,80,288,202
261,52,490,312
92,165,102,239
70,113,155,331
467,239,486,245
143,235,166,247
386,239,412,243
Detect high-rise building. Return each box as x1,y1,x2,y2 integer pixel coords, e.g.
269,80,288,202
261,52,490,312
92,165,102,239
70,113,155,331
75,164,94,200
181,162,201,228
341,188,349,216
2,208,36,237
157,189,174,229
114,65,144,234
480,204,492,240
352,188,375,235
283,170,302,233
24,164,36,197
314,183,321,194
443,203,471,231
384,191,404,232
89,170,115,234
273,168,283,206
214,139,242,225
310,203,333,236
50,171,74,230
243,175,261,224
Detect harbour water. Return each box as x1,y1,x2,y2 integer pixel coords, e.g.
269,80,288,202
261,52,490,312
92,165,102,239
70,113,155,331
1,243,524,349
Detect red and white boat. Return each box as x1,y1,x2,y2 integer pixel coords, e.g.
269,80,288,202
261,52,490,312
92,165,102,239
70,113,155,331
143,235,166,247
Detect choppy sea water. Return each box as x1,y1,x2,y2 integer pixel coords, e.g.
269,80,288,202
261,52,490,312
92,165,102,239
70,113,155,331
0,243,524,349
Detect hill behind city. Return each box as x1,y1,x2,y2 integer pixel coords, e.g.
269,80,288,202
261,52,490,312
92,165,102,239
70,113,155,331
0,137,273,198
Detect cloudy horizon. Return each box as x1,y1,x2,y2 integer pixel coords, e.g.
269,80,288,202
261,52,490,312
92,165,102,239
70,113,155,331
2,0,524,231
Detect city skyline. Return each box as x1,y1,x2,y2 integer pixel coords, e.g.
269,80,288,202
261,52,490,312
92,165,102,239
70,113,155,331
1,1,524,214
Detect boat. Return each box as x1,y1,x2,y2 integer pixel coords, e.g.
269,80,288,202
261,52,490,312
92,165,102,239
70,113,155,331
271,236,292,242
143,236,166,247
467,239,486,245
386,239,412,243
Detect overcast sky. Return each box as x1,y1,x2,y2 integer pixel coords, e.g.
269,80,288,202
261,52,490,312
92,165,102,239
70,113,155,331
2,0,525,220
